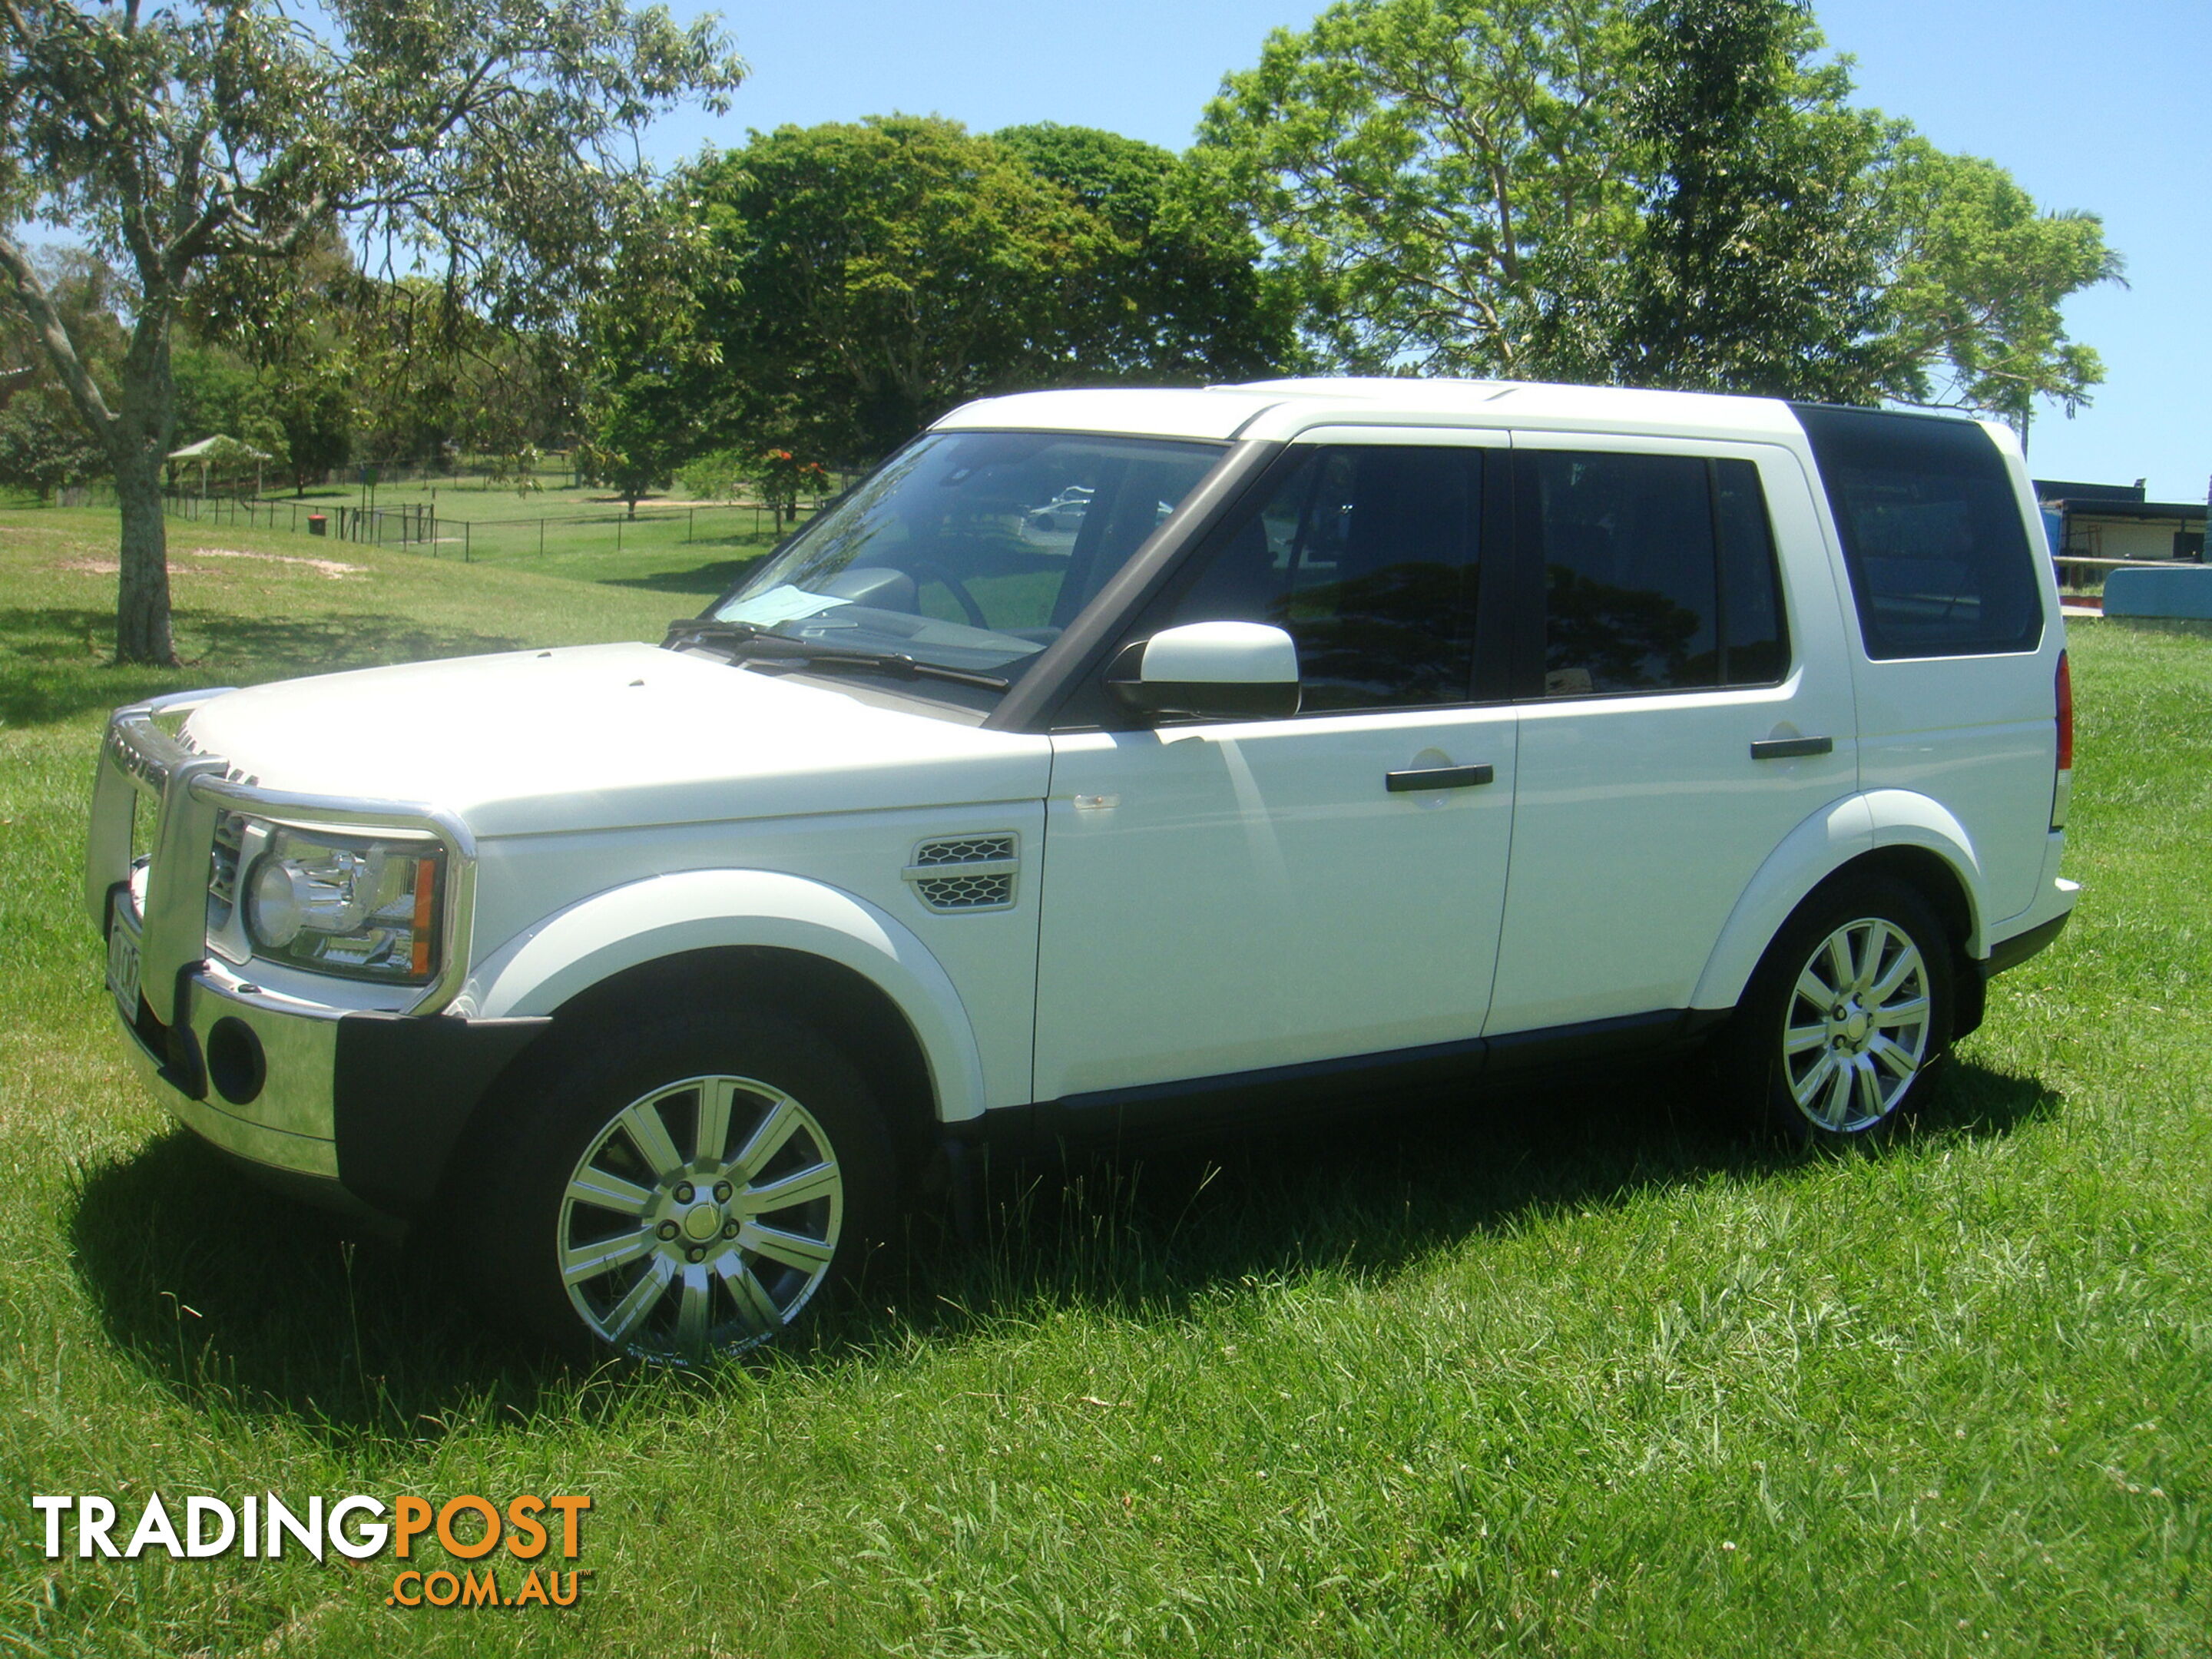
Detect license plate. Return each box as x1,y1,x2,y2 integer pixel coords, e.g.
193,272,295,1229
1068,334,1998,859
106,909,143,1016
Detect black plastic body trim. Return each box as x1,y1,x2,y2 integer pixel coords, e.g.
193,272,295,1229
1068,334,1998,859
1750,736,1833,760
333,1013,551,1215
1982,909,2071,979
952,1008,1719,1150
1386,762,1495,792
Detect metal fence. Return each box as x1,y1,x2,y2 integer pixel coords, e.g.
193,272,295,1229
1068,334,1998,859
159,491,825,561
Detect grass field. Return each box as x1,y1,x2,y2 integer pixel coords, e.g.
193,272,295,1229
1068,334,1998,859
1,506,2207,1657
153,479,813,595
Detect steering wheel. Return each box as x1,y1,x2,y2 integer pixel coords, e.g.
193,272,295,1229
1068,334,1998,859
902,559,990,631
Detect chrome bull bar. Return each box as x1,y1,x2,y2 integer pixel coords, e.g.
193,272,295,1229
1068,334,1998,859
86,690,237,1036
86,692,479,1058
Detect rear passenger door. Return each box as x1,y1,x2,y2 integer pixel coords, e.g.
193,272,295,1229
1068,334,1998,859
1483,434,1857,1037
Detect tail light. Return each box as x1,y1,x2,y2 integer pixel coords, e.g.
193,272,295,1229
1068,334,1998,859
2051,650,2072,829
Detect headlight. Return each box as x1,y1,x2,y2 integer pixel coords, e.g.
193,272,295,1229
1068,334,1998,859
244,827,444,983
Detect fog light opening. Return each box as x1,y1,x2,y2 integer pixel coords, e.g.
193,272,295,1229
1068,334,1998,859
207,1017,267,1106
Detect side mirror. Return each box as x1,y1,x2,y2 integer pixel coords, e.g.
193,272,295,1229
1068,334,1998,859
1106,621,1301,721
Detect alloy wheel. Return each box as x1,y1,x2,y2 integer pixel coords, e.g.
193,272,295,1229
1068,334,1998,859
556,1074,843,1359
1781,917,1932,1134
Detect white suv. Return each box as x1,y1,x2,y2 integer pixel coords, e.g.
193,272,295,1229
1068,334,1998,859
86,379,2078,1360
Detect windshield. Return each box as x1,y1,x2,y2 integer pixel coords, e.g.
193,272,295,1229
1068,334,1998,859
707,431,1227,684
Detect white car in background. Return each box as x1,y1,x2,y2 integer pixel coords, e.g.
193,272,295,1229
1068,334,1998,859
88,377,2077,1362
1024,484,1094,535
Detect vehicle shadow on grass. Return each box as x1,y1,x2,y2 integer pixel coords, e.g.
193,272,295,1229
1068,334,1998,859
68,1132,562,1437
873,1055,2066,1344
0,605,529,726
65,1058,2061,1432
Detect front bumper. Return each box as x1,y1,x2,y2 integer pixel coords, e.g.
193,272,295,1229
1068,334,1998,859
114,954,548,1217
116,962,346,1181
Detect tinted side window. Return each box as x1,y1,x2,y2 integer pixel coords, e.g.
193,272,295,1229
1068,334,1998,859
1530,452,1788,697
1715,458,1789,685
1793,403,2042,659
1155,445,1482,710
1533,452,1715,695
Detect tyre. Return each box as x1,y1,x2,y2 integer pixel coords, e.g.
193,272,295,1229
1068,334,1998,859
460,1004,897,1363
1722,875,1955,1142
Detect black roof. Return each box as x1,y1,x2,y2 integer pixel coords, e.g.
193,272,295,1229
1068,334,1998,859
2051,498,2206,523
2034,478,2144,503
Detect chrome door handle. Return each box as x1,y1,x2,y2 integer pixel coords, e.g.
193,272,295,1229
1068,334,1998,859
1386,763,1495,793
1750,736,1833,760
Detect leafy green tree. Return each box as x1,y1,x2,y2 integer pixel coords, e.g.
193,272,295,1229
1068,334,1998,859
0,379,102,498
1199,0,1637,377
1200,0,2119,425
994,123,1293,382
1876,138,2124,435
1609,0,1892,399
171,343,282,462
748,448,829,532
683,117,1101,461
582,205,722,516
0,244,117,498
271,364,355,494
0,0,742,663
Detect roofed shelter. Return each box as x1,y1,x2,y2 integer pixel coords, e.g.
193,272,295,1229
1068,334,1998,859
168,435,270,498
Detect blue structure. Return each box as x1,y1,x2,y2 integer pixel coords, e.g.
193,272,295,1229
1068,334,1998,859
2104,565,2212,621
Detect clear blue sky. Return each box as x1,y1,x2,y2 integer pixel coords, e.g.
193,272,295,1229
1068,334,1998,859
642,0,2209,504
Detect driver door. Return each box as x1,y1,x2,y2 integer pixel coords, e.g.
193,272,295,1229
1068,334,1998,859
1031,434,1518,1102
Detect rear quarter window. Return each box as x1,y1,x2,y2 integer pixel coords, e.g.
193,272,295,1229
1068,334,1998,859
1793,404,2044,660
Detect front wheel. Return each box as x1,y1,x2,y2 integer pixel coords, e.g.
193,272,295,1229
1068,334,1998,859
460,1005,896,1363
1723,876,1955,1142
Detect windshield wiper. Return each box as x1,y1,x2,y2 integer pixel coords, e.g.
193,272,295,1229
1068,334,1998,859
664,618,1010,691
776,648,1011,692
664,618,770,651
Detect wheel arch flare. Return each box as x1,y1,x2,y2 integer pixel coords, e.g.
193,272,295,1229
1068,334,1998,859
465,868,986,1130
1691,791,1988,1014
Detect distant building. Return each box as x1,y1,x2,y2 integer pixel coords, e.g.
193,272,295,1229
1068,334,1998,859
2035,478,2205,565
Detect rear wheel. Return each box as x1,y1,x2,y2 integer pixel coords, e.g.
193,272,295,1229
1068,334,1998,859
1724,876,1955,1142
462,1005,896,1363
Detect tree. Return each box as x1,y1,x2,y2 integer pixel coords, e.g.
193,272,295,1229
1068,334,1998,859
1200,0,2120,423
747,448,828,532
270,363,354,494
1609,0,1893,400
0,379,102,498
681,117,1101,462
993,123,1293,382
0,243,116,498
1199,0,1637,377
582,204,720,516
1876,138,2124,435
1,0,743,663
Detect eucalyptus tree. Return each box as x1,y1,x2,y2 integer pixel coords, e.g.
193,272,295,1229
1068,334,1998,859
0,0,743,663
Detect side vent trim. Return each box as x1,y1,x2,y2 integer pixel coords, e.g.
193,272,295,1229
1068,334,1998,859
904,834,1019,912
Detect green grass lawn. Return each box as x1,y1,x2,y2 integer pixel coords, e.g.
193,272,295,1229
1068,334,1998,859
160,482,810,593
1,507,2207,1656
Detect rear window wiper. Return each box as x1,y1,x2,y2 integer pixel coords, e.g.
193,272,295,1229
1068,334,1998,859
664,618,1010,692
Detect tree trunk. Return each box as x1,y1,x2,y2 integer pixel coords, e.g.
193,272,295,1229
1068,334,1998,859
109,336,179,666
113,445,176,665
